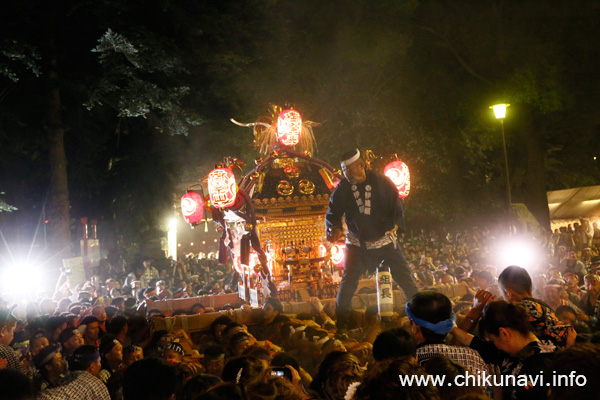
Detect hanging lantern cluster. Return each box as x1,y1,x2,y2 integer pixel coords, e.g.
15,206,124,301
180,191,204,225
384,160,410,198
208,168,239,208
277,109,302,146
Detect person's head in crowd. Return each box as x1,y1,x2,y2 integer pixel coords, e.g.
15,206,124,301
65,313,80,329
372,328,417,363
479,301,537,356
222,356,265,385
320,337,347,356
547,343,600,400
584,274,600,294
29,333,49,357
91,305,108,331
162,342,184,364
108,315,128,340
244,373,305,400
100,336,124,370
34,344,66,383
110,296,125,312
498,265,533,301
57,297,72,313
531,273,548,295
555,305,578,326
0,369,34,400
452,266,466,280
440,274,455,284
311,351,364,400
156,280,167,292
229,332,252,357
79,315,100,345
543,282,564,306
547,268,563,280
59,327,84,356
203,345,226,376
424,357,483,400
123,358,177,400
44,315,67,344
124,298,137,312
68,345,102,376
106,278,118,291
563,273,580,290
210,316,233,343
191,303,206,315
149,329,169,350
473,270,494,291
78,291,93,304
243,346,271,369
352,356,440,400
340,148,367,184
222,322,247,341
0,309,17,345
406,291,455,343
123,345,144,366
104,305,119,320
195,382,245,400
181,374,222,400
142,257,154,270
262,297,283,324
38,299,55,316
68,302,82,314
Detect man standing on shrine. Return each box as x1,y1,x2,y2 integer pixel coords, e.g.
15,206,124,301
326,149,419,330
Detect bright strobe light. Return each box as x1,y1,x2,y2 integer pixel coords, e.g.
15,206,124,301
1,263,44,296
494,235,541,272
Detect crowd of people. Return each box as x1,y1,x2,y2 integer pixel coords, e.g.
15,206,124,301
1,221,600,400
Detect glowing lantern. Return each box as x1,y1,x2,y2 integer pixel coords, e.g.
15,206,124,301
384,160,410,198
277,109,302,146
181,192,204,224
331,243,346,266
319,243,345,266
208,168,238,208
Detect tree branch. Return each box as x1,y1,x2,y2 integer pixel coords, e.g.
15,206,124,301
415,24,495,87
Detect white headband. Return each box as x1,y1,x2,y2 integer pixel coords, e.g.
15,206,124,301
341,149,360,167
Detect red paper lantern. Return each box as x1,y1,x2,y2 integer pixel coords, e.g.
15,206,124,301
208,168,238,208
384,160,410,198
277,109,302,146
181,192,204,224
331,243,346,266
319,243,345,266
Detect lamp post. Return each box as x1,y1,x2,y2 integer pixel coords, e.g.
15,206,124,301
491,104,512,231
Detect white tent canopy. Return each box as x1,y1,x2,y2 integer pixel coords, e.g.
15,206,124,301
547,185,600,227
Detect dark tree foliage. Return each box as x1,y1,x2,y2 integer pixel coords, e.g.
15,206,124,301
2,0,600,268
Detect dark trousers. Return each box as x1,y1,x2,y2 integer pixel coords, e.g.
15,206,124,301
335,243,419,329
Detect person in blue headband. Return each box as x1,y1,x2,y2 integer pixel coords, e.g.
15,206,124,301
406,291,492,395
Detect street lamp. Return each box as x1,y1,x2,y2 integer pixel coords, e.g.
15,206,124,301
490,103,512,230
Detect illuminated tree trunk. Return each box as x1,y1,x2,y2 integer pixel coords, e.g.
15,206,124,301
517,107,551,230
46,31,71,261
